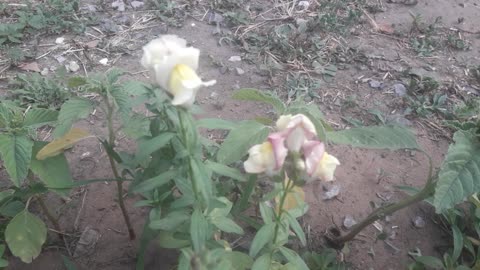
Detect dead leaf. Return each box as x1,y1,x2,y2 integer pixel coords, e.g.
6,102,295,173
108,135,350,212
19,62,41,72
85,40,99,49
36,128,90,160
378,23,394,34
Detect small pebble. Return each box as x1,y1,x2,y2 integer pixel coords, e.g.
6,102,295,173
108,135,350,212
99,58,108,65
322,185,340,200
228,56,242,62
235,67,245,75
393,83,407,96
343,215,357,229
55,37,65,44
40,68,49,76
67,61,80,72
130,1,144,9
413,216,425,228
369,80,383,89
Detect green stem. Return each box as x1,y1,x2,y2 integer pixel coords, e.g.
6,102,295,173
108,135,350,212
104,96,135,240
328,150,435,247
177,110,200,202
272,179,294,245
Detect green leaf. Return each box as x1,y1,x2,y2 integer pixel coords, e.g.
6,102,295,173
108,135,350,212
434,131,480,212
23,108,58,128
191,208,209,252
61,255,77,270
190,158,213,205
131,170,176,194
54,98,93,138
110,86,131,120
136,133,175,162
5,210,47,263
232,175,257,214
149,210,190,230
223,251,254,270
122,80,149,96
217,121,269,165
206,160,247,182
31,142,73,195
211,216,244,234
415,256,444,268
196,118,237,130
67,77,87,88
0,134,33,186
278,247,309,270
136,216,159,270
250,223,275,257
451,225,464,262
285,213,306,246
233,88,285,114
122,113,151,139
251,253,272,270
0,200,25,217
0,244,8,267
327,125,418,150
259,202,274,224
157,231,190,249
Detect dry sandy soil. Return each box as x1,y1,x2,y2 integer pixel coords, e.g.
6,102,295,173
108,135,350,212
1,0,480,269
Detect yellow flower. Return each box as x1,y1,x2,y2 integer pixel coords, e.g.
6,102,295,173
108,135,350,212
141,35,215,107
312,152,340,182
243,133,288,176
275,178,305,214
303,140,340,182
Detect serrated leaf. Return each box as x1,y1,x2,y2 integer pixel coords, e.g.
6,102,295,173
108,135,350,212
327,125,418,150
23,108,58,128
110,86,131,120
131,170,176,194
136,133,175,162
122,80,149,96
191,208,209,252
211,216,244,234
0,134,33,186
36,128,89,160
67,77,87,88
434,131,480,212
196,118,237,130
206,160,247,182
217,121,269,165
122,113,151,139
149,210,190,230
54,98,93,138
5,210,47,263
250,223,275,257
31,141,73,195
233,88,285,114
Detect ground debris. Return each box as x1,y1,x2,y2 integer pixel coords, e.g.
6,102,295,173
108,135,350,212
74,227,101,257
322,185,341,200
343,215,357,229
413,216,426,228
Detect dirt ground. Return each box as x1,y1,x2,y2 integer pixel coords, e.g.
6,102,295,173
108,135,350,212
1,0,480,269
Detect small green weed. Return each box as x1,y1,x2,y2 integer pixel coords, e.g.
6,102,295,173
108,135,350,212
148,0,185,27
8,68,73,109
0,0,87,46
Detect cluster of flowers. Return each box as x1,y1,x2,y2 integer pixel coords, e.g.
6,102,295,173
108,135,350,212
244,114,340,182
140,35,339,183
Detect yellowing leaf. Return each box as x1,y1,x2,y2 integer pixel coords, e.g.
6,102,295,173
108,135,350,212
275,178,305,214
36,128,90,160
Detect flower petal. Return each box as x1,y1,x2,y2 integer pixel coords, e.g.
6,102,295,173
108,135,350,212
243,142,276,175
167,64,215,107
313,152,340,182
267,132,288,170
303,140,325,176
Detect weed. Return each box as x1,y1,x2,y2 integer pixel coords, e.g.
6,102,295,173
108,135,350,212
0,0,87,45
446,34,469,51
8,68,72,109
209,0,250,26
286,73,321,101
408,76,439,94
405,93,448,117
148,0,186,27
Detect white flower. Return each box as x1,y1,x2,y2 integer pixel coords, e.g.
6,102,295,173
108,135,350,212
303,141,340,182
276,114,316,152
243,132,288,175
141,35,215,107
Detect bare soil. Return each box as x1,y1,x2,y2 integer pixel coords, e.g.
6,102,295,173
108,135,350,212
1,0,480,269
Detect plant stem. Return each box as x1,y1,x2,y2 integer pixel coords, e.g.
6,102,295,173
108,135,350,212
105,97,135,240
328,150,435,247
37,196,62,234
272,179,293,244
